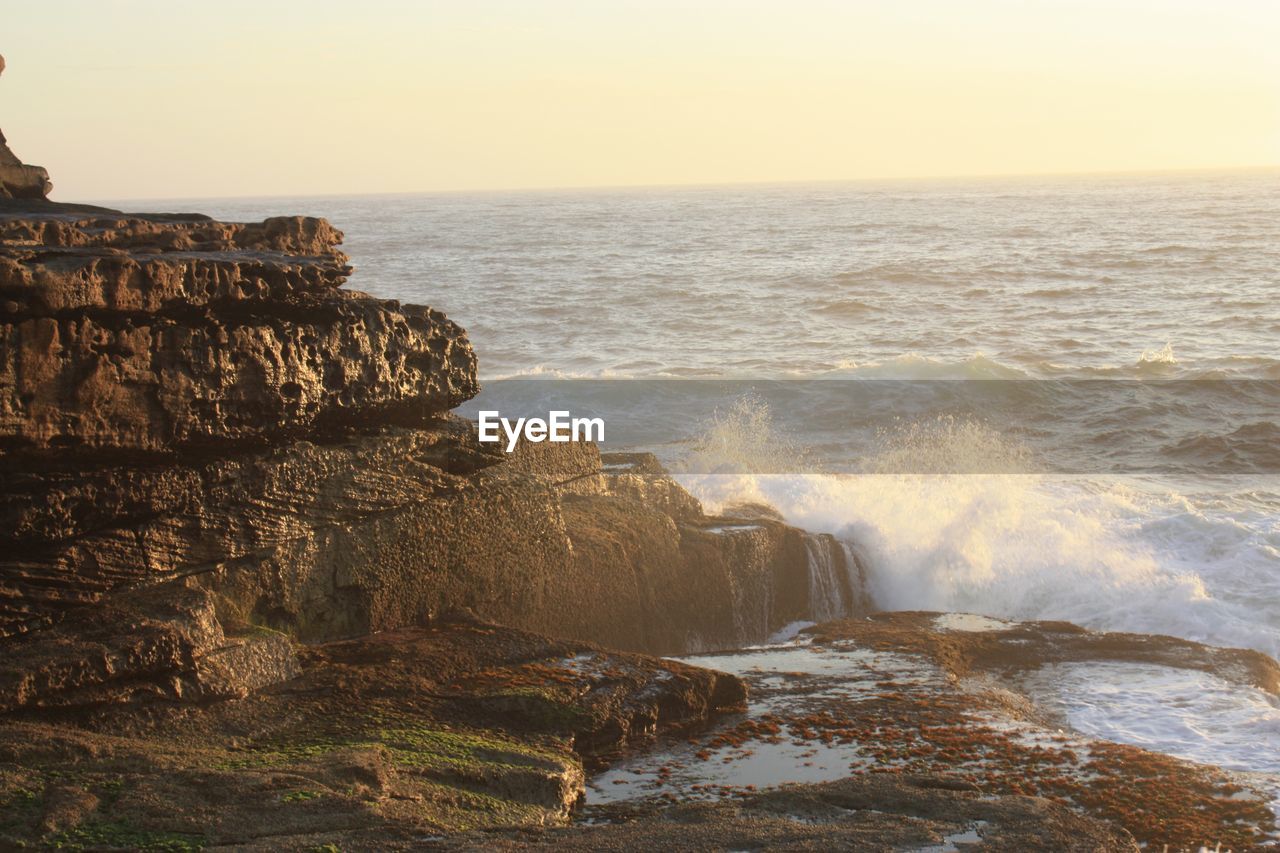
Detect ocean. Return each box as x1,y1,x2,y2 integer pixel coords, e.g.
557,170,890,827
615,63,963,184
109,168,1280,784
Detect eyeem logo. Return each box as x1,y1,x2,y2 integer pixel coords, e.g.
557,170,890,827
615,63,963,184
477,411,605,453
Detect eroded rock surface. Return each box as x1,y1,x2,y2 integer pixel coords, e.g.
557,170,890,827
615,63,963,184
0,583,297,713
462,774,1139,852
2,419,855,652
0,198,858,649
0,620,746,849
0,203,475,460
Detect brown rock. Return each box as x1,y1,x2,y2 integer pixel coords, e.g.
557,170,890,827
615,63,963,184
0,582,298,713
809,610,1280,696
0,204,476,461
455,775,1140,852
0,421,857,650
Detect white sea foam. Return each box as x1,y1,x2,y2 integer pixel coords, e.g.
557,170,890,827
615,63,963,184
680,463,1280,781
675,397,1280,660
678,471,1280,658
1022,661,1280,778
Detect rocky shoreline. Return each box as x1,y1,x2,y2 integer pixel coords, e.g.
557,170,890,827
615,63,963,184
2,197,1278,850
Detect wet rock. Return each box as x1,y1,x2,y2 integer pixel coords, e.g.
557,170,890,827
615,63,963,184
809,610,1280,696
459,774,1139,852
597,452,703,519
584,612,1279,851
0,583,298,712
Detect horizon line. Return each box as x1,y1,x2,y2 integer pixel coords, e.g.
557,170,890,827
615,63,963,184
82,163,1280,207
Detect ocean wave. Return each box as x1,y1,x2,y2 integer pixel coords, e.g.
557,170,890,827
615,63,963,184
1163,422,1280,472
833,265,956,288
816,353,1030,380
678,469,1280,658
671,395,1280,656
1027,286,1100,299
1139,244,1200,255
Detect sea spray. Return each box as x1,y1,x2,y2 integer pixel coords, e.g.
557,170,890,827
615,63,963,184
675,400,1280,657
672,392,813,476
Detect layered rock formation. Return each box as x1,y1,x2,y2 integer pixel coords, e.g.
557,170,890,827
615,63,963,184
0,210,474,459
0,193,796,848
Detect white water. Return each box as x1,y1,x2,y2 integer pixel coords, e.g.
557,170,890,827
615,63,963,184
1022,661,1280,780
670,386,1280,658
680,470,1280,659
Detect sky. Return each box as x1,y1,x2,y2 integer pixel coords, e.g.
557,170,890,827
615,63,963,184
3,0,1278,200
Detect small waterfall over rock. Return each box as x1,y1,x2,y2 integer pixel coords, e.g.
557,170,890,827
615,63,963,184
804,534,852,622
802,535,874,623
839,540,874,613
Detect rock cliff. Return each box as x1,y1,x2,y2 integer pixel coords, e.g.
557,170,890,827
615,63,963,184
0,208,474,459
0,194,803,847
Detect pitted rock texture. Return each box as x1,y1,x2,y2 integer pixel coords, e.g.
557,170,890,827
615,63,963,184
0,202,477,460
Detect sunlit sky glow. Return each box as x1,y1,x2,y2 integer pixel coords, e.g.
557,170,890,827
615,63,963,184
4,0,1278,200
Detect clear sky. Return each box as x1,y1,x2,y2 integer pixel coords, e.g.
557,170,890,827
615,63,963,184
4,0,1278,200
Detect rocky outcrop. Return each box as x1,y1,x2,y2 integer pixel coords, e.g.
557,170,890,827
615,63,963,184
0,198,477,644
0,418,858,654
0,207,475,460
0,150,50,202
0,165,793,849
810,610,1280,695
0,56,53,201
0,582,297,714
0,197,859,677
